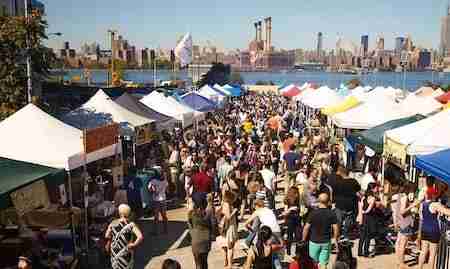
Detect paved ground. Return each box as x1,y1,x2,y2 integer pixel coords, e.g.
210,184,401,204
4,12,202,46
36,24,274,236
133,180,405,269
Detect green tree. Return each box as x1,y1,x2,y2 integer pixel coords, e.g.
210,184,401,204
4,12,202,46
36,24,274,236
0,11,55,119
198,62,231,87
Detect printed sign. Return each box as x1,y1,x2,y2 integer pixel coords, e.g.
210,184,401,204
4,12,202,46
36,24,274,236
135,123,157,146
10,180,50,216
59,184,67,205
84,123,119,153
383,137,408,169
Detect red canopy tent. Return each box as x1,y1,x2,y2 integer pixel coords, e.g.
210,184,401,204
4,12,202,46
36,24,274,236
282,86,302,97
436,92,450,104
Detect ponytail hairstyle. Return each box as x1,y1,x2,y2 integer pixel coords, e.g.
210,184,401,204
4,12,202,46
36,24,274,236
256,226,272,256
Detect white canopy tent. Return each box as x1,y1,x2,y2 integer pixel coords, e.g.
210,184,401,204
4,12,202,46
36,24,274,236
198,85,227,104
331,91,407,129
399,94,442,116
384,109,450,156
62,90,153,136
301,86,343,109
0,104,120,170
294,87,315,101
213,84,231,96
140,91,204,128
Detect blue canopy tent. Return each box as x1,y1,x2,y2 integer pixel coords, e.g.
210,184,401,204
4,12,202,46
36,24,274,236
181,92,218,112
223,84,242,97
416,149,450,185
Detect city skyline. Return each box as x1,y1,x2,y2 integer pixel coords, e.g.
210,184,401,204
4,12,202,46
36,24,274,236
42,0,449,52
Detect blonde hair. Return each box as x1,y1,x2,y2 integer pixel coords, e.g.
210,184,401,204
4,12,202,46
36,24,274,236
118,204,131,218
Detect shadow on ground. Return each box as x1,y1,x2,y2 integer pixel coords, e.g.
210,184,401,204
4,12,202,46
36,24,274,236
134,220,190,269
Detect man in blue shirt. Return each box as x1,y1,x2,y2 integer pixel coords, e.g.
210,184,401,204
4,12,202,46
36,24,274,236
283,144,301,194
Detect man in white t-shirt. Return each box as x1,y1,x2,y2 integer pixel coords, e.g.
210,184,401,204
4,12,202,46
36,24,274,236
243,199,281,248
148,176,168,234
259,162,276,192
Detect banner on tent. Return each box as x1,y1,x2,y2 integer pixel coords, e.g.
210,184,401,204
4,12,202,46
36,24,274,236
384,137,408,169
10,180,50,216
84,123,119,154
135,123,157,146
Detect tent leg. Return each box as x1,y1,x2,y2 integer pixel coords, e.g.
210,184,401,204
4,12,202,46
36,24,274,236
67,170,77,255
381,157,385,203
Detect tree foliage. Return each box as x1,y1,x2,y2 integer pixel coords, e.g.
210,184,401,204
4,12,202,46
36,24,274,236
0,11,55,119
198,63,231,87
255,80,275,85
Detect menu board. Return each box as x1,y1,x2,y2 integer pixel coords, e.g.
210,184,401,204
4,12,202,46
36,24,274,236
84,123,119,153
135,123,157,146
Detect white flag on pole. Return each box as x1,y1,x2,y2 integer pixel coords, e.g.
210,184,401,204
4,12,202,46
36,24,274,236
175,32,193,67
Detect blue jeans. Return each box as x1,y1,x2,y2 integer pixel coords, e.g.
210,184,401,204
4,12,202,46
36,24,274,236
245,218,261,246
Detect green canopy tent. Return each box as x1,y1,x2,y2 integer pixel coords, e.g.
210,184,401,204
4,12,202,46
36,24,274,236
0,157,65,210
347,114,425,154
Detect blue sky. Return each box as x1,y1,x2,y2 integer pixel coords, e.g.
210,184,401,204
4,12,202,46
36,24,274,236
43,0,448,51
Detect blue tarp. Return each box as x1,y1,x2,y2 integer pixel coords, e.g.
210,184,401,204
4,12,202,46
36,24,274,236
181,92,218,112
223,84,242,97
416,149,450,185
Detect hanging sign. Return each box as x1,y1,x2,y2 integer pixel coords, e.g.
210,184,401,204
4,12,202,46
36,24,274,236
59,184,67,205
84,123,119,154
383,137,408,169
135,123,157,146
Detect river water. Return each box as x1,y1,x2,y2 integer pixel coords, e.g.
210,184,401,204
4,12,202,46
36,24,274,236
64,69,450,91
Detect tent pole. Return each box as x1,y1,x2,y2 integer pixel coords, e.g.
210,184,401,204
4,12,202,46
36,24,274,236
381,157,385,203
66,170,77,255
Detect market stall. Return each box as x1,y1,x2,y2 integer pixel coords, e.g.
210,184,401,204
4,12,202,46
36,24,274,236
222,84,243,97
198,85,228,105
140,90,205,128
62,89,157,169
415,149,450,269
181,92,218,112
347,114,425,154
0,104,122,268
115,92,177,131
384,109,450,168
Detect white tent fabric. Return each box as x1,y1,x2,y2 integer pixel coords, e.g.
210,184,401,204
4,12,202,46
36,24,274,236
0,104,120,170
198,85,226,104
294,87,315,101
301,86,343,109
213,84,231,96
140,91,204,128
62,90,153,136
399,94,442,116
385,109,450,156
331,91,406,129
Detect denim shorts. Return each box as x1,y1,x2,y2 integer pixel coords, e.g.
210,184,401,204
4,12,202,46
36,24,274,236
399,226,416,236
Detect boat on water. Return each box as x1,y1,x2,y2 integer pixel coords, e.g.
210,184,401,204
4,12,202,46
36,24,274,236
442,67,450,73
395,66,403,73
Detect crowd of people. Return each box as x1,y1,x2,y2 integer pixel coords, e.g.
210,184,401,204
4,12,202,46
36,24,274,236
101,93,450,269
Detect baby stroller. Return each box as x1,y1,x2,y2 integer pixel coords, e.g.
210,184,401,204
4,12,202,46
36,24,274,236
334,239,357,269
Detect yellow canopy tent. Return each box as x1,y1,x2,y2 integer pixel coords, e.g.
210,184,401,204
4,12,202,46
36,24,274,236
445,102,450,110
321,96,361,116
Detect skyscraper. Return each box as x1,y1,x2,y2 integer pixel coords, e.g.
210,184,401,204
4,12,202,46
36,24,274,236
395,37,405,53
377,36,385,51
361,35,369,57
441,5,450,57
317,32,323,59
